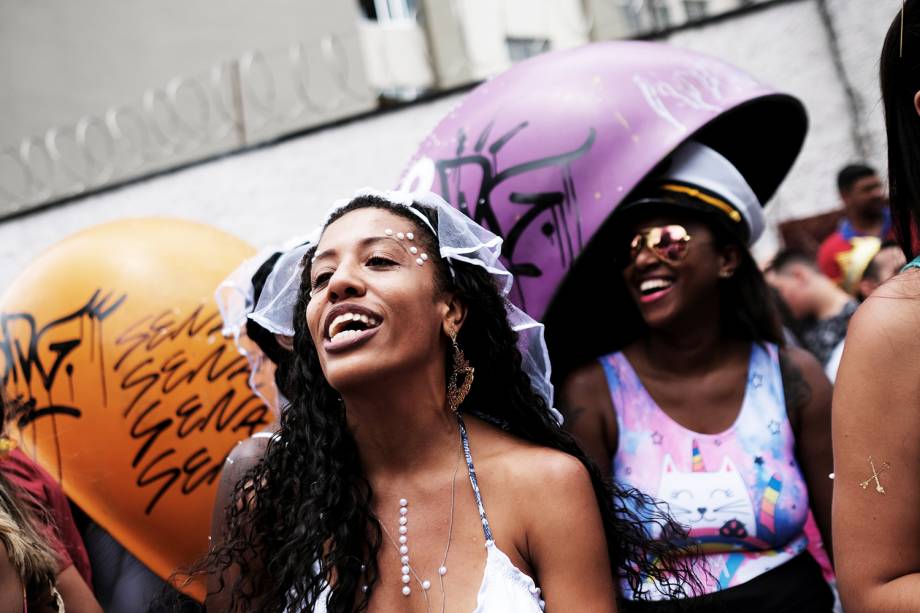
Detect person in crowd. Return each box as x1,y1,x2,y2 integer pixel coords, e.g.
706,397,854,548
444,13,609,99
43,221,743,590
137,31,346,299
0,389,101,612
833,3,920,609
817,164,890,284
558,141,835,611
210,245,301,559
0,469,60,612
846,239,906,300
766,250,857,374
201,189,696,612
816,239,906,383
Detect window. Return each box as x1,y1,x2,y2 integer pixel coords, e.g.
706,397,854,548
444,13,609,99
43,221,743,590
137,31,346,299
684,0,708,21
506,37,551,62
619,0,672,34
359,0,418,22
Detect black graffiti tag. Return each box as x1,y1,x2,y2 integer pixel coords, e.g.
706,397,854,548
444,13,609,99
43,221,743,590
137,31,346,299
432,122,596,309
1,291,269,515
114,305,269,514
1,289,126,423
0,290,126,480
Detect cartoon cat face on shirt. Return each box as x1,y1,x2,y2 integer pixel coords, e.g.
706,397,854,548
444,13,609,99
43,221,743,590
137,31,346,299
657,453,756,534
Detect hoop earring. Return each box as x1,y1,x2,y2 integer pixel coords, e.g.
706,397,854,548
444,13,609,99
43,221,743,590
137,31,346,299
0,435,16,456
447,331,474,414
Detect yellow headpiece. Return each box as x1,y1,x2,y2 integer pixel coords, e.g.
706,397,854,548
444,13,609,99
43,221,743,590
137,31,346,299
837,236,883,295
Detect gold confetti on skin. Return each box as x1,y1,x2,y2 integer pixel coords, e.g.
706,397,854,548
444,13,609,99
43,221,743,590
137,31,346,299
860,456,891,494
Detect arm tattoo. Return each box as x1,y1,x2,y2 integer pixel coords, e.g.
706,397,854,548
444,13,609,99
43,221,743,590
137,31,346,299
779,350,812,431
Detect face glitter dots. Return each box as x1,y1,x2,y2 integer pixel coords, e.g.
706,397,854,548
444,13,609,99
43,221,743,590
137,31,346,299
387,227,429,265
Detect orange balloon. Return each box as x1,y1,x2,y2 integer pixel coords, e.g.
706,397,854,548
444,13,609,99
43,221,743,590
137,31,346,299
0,218,271,601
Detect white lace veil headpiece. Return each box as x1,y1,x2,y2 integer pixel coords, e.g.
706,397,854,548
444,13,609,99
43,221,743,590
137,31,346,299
215,235,309,414
248,188,562,424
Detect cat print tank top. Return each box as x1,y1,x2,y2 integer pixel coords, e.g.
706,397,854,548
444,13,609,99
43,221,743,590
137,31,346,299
600,343,810,598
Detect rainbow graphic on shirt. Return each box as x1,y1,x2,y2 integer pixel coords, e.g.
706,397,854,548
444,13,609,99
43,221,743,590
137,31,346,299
759,474,782,534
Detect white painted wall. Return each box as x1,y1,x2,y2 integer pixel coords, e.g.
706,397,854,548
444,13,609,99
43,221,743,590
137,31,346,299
0,0,905,289
666,0,860,258
825,0,902,167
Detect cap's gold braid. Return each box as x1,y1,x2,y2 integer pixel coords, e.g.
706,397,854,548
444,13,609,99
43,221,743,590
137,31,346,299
660,183,742,223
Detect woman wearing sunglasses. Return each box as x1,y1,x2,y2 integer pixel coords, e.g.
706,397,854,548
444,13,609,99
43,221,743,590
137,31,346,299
555,141,835,611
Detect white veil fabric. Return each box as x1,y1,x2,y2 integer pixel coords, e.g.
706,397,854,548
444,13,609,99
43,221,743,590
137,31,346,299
215,235,309,415
247,188,562,425
248,241,313,338
215,246,279,342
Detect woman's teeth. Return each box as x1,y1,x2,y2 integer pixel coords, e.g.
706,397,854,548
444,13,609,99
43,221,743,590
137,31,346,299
331,328,363,343
329,312,380,341
639,279,674,295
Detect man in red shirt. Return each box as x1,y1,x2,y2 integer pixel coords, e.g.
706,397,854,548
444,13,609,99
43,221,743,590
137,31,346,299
817,164,890,284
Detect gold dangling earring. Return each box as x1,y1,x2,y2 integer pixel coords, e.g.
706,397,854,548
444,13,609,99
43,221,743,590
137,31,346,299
0,435,16,456
447,331,474,414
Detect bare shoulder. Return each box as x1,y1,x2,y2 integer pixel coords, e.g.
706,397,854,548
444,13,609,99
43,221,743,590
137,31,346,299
784,344,825,378
485,436,593,500
225,435,271,469
560,361,610,407
835,271,920,415
512,444,589,481
781,344,832,432
558,360,616,434
213,433,274,526
847,270,920,355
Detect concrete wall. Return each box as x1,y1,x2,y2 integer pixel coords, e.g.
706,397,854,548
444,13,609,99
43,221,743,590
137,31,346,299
0,94,463,290
665,0,861,258
0,1,376,218
0,1,365,145
824,0,902,166
0,0,906,290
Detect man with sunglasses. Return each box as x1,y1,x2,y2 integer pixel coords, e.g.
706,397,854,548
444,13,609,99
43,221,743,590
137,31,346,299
558,140,835,611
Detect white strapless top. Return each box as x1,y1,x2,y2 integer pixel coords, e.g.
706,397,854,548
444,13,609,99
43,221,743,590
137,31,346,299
472,541,545,612
297,416,544,612
306,540,544,612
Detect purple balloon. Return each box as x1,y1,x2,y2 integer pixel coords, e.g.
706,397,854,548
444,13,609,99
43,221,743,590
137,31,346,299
399,41,806,320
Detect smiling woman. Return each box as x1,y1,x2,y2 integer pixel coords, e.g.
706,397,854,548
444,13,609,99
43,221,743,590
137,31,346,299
555,141,836,612
198,189,697,612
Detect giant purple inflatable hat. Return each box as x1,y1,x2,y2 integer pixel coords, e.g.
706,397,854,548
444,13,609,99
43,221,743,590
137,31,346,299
399,41,807,321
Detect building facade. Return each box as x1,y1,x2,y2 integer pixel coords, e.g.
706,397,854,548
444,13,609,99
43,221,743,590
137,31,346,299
0,0,902,287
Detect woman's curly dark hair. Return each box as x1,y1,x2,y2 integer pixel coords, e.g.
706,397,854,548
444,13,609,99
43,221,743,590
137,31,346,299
198,195,699,611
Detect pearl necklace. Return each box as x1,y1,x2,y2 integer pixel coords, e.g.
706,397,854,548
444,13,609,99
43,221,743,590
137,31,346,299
375,446,461,613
